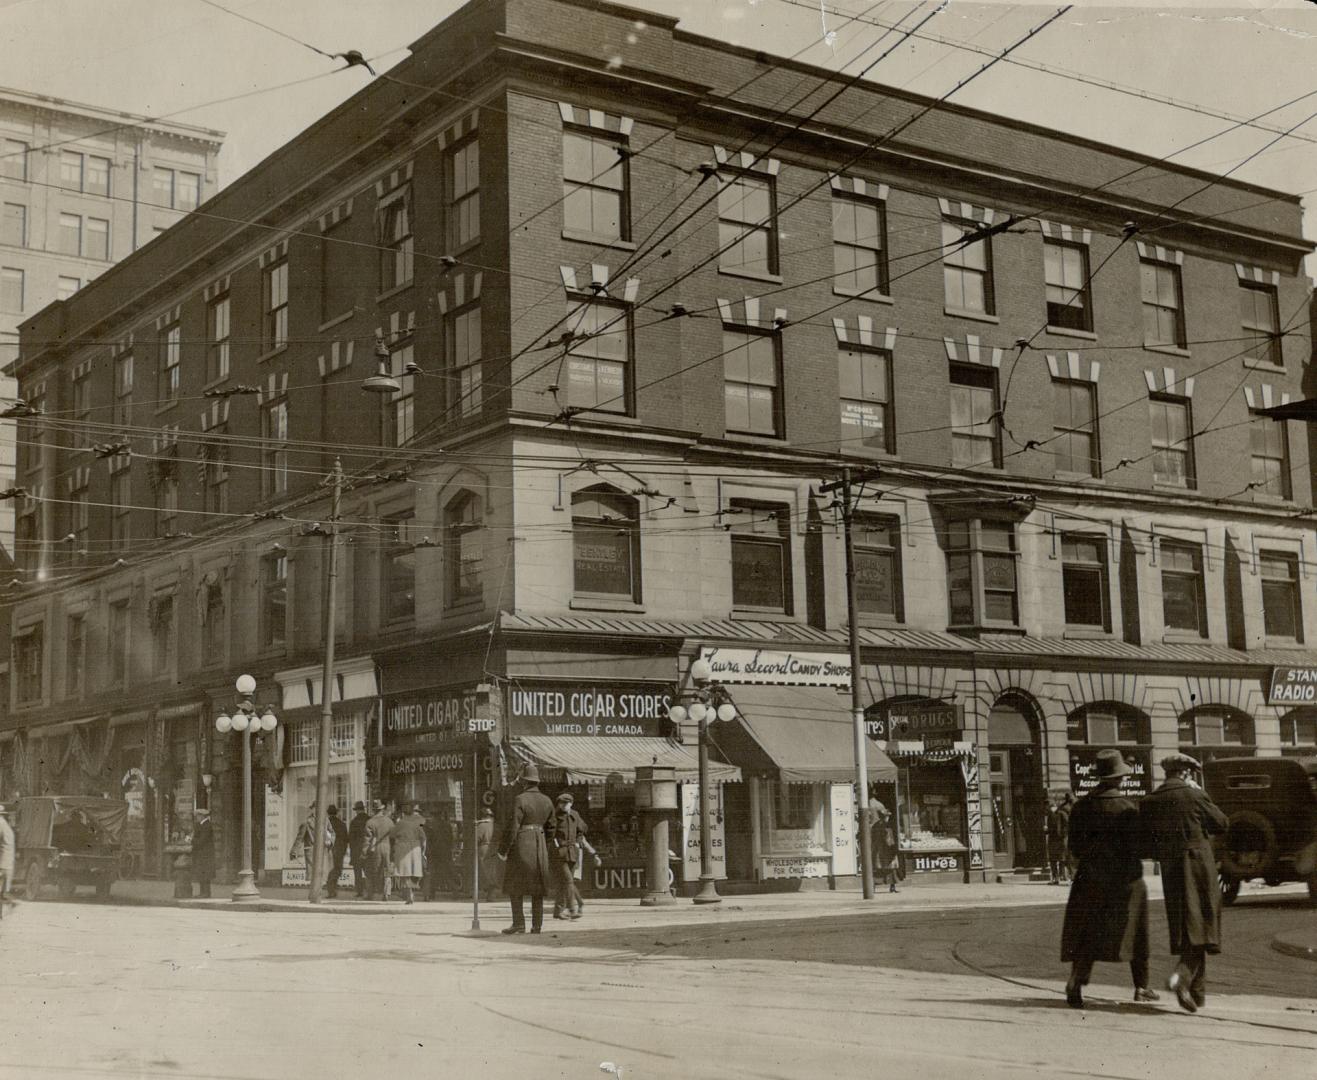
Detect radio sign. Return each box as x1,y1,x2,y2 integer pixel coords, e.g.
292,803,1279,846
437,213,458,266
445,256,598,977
1268,666,1317,706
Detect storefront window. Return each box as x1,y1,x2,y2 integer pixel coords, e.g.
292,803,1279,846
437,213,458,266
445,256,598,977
772,782,813,829
1066,703,1153,796
1280,710,1317,757
1178,706,1255,763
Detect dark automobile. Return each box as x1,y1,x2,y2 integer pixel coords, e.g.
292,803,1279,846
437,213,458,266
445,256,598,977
15,796,128,900
1203,756,1317,905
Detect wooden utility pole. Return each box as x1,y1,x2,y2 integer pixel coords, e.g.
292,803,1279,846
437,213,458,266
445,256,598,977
308,458,344,904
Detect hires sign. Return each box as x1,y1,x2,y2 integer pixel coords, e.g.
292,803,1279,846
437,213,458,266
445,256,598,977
1268,666,1317,705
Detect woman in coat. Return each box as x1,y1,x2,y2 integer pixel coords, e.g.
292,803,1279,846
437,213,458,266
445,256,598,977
1060,750,1157,1008
1140,754,1229,1013
389,805,427,905
867,800,899,894
497,765,555,934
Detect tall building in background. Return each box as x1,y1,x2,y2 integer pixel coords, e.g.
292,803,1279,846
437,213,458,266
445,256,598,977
0,85,224,556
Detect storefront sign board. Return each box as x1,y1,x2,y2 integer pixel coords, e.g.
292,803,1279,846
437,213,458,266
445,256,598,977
1068,746,1152,797
865,701,961,740
680,780,727,882
263,785,285,874
507,682,673,737
281,866,354,888
910,851,966,874
1268,665,1317,705
384,685,493,742
761,856,830,879
830,783,856,877
388,749,467,778
699,647,851,689
580,858,672,898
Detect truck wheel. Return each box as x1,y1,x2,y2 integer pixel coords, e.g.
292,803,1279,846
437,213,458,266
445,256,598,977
1219,871,1240,906
57,879,77,899
23,861,43,901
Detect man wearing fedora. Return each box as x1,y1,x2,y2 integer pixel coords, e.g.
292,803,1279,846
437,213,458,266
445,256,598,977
1141,753,1228,1013
1060,749,1156,1008
363,799,395,901
497,765,555,934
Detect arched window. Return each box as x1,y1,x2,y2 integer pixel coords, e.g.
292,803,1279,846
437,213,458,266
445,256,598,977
444,492,482,607
1279,709,1317,758
1178,706,1255,763
571,486,640,601
1066,702,1150,746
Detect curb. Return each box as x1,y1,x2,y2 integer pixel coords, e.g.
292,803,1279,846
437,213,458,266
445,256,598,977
1271,934,1317,962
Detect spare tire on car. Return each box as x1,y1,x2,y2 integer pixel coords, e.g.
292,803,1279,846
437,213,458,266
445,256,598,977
1220,810,1277,880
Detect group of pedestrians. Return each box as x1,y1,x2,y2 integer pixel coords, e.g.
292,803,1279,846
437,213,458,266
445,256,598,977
1060,750,1229,1013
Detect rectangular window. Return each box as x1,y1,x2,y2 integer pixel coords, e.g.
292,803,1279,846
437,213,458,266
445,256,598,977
260,552,287,648
57,276,80,301
950,363,999,468
945,519,1018,627
0,267,21,314
572,489,641,601
72,371,91,419
718,172,777,276
1052,378,1098,476
66,614,85,697
378,189,413,292
1,202,25,247
150,594,175,675
1061,535,1109,629
59,151,83,190
154,453,179,536
730,500,792,614
942,219,994,314
110,462,131,548
448,139,479,248
108,601,130,686
1280,714,1317,750
262,398,289,496
0,139,28,182
854,517,902,619
113,353,133,428
724,329,781,436
203,432,229,516
838,345,892,451
383,340,415,446
85,155,111,197
1160,540,1207,636
1149,394,1194,488
1140,258,1185,348
1259,551,1301,641
566,300,630,414
832,193,887,295
382,512,416,624
58,213,82,256
14,624,43,704
319,225,353,322
1238,281,1281,366
445,495,482,606
153,167,200,209
201,580,225,660
1249,410,1289,499
1044,239,1091,332
451,305,482,417
70,476,90,552
207,294,230,383
159,322,181,402
86,217,109,260
562,129,628,240
264,259,288,350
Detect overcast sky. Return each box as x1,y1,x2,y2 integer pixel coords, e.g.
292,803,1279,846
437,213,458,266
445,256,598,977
2,0,1314,271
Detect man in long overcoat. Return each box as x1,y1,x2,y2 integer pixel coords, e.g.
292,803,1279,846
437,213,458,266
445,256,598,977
390,804,427,905
1141,754,1228,1012
347,801,369,898
497,765,555,934
363,800,394,901
191,806,215,899
1060,751,1156,1008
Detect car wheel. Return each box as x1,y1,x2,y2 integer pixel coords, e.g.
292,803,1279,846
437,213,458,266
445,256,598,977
57,879,77,899
1221,811,1277,880
1219,871,1240,905
23,861,43,901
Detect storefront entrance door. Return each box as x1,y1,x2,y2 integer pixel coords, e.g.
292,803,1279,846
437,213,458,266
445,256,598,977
987,750,1014,865
987,699,1046,868
723,783,754,881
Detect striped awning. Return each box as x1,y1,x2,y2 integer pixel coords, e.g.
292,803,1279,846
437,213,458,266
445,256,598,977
509,736,740,784
887,740,975,763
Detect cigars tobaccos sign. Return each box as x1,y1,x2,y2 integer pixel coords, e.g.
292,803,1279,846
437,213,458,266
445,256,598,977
507,682,675,737
1268,666,1317,705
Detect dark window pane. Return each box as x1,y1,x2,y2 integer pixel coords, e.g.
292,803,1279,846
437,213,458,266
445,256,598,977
732,539,786,610
574,523,634,596
855,548,895,615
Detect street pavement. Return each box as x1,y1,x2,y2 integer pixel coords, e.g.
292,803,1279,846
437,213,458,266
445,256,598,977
0,879,1312,1080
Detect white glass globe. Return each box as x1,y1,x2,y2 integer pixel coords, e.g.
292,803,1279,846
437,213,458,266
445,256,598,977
234,674,257,696
690,658,713,684
717,703,737,723
667,704,687,724
260,710,277,732
231,711,249,732
689,702,708,723
214,713,232,734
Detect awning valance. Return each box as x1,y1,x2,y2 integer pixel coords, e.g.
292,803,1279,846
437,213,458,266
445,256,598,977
509,736,740,784
888,740,975,764
712,685,898,783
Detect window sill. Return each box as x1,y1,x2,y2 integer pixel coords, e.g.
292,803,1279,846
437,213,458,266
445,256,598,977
376,281,414,304
256,344,288,365
1055,470,1104,484
1242,356,1285,373
720,430,785,447
318,311,355,333
451,238,481,259
718,266,784,285
562,229,636,251
1264,636,1305,650
1143,343,1191,359
1161,631,1209,645
730,609,798,623
202,374,231,393
832,286,894,305
1044,325,1097,341
944,307,999,325
570,597,644,613
1152,482,1198,495
1062,627,1114,640
1250,492,1293,507
947,623,1026,638
855,613,905,629
154,401,179,416
444,599,484,618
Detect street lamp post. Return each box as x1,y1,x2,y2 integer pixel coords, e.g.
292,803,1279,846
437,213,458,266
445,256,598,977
666,657,737,905
214,674,279,902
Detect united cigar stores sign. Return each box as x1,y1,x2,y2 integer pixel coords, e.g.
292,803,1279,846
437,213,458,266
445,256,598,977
384,685,496,742
506,681,674,737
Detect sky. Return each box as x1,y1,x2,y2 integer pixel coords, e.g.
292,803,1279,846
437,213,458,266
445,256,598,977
1,0,1314,272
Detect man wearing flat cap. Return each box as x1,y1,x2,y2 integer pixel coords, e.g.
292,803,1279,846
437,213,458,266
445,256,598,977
497,765,555,934
363,799,394,901
1060,750,1155,1008
1140,753,1228,1013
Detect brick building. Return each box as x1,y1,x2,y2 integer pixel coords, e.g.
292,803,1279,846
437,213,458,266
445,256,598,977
3,0,1314,890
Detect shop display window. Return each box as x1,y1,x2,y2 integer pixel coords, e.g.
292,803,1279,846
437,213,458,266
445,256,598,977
760,780,826,854
892,762,966,852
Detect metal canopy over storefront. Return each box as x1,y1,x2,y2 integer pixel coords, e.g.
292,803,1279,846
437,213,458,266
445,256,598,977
509,735,739,784
716,685,898,783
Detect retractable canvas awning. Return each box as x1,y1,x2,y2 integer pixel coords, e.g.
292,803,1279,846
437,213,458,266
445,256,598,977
509,736,741,784
712,685,898,783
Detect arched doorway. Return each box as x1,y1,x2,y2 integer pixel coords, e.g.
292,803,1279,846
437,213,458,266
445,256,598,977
987,694,1044,869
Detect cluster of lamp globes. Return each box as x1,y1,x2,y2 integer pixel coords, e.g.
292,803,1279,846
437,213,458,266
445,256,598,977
213,674,279,734
666,659,737,725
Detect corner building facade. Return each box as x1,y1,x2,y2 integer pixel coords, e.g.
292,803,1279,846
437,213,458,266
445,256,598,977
5,0,1315,888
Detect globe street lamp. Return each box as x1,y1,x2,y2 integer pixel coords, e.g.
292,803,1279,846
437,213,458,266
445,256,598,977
214,673,278,901
667,657,737,905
